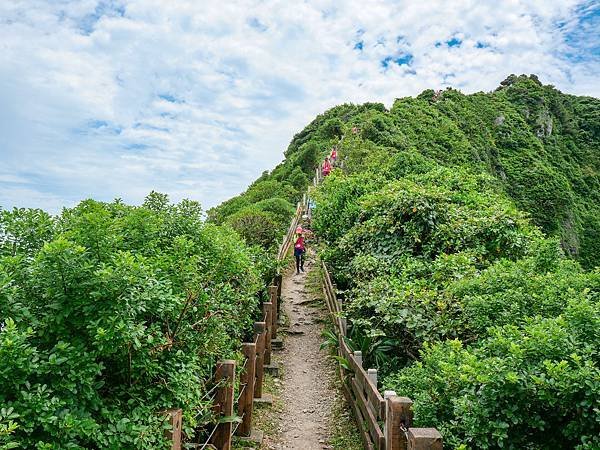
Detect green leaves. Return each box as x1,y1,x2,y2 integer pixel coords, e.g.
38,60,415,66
302,78,600,449
384,301,600,449
0,193,267,448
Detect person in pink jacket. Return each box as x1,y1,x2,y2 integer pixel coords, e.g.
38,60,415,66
330,147,338,165
294,229,306,274
322,157,332,176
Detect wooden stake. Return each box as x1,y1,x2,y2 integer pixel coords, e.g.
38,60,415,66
162,408,182,450
407,428,443,450
353,351,363,367
340,317,347,336
211,360,236,450
368,368,378,387
237,343,256,437
385,395,413,450
263,302,272,365
254,322,266,399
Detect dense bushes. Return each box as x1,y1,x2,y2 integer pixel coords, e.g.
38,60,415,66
295,76,600,448
385,299,600,449
0,194,268,448
207,180,298,250
313,162,600,447
333,76,600,267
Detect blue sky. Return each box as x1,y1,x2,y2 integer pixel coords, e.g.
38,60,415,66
1,0,599,213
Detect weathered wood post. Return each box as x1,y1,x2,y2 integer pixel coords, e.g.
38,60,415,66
237,343,256,437
269,286,278,338
211,360,236,450
263,302,273,365
353,351,363,367
254,322,266,399
333,282,341,311
163,408,182,450
368,368,378,387
407,428,443,450
384,392,413,450
275,274,283,318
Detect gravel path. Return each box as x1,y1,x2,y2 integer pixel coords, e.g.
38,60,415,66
272,253,336,449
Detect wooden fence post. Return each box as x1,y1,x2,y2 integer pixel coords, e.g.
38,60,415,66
368,368,378,387
263,302,273,365
384,393,413,450
254,322,266,399
211,360,236,450
162,409,182,450
269,286,278,338
237,343,256,437
275,274,283,318
407,428,443,450
353,351,363,367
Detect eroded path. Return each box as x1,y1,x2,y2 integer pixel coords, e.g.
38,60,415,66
271,253,337,449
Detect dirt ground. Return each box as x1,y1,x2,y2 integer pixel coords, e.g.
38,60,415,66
266,252,339,449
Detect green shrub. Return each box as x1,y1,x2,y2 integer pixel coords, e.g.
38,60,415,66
384,296,600,449
224,207,281,249
0,194,265,448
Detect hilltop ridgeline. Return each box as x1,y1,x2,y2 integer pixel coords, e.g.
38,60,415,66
211,74,600,449
211,74,600,268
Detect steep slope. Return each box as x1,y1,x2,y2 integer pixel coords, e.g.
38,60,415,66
213,75,600,449
344,75,600,267
215,75,600,266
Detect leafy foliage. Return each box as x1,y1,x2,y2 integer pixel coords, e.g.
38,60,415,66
0,194,267,448
312,77,600,448
252,74,600,448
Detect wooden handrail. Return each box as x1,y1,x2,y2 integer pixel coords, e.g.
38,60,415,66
320,260,443,450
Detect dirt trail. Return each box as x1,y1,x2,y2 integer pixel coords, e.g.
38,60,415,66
272,252,336,449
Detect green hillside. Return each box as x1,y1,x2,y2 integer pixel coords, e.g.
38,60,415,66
213,75,600,449
214,74,600,267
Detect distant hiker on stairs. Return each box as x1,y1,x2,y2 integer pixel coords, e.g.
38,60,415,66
294,227,306,275
322,157,332,177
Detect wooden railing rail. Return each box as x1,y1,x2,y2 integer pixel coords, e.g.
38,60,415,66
321,260,443,450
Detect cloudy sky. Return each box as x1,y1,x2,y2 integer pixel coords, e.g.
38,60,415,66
1,0,598,213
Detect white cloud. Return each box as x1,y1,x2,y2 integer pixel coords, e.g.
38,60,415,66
0,0,598,213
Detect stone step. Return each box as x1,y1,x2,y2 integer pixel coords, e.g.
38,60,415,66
264,363,280,376
253,394,273,406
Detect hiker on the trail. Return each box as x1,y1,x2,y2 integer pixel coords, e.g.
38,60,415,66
322,157,332,177
294,228,306,274
330,147,337,165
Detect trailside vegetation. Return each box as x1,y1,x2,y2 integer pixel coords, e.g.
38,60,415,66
2,74,598,449
206,103,383,248
217,75,600,449
0,193,272,448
